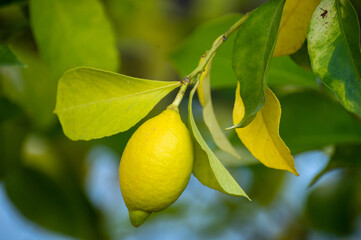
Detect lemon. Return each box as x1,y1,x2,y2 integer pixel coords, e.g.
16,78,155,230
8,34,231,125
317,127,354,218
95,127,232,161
119,107,194,227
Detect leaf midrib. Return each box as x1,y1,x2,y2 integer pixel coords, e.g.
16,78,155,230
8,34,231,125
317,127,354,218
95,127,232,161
259,105,294,170
278,0,303,32
262,0,285,71
55,82,180,113
241,0,285,122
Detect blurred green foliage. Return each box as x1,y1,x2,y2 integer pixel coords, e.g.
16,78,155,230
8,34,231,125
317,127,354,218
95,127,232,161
305,172,360,235
0,43,23,66
0,0,361,239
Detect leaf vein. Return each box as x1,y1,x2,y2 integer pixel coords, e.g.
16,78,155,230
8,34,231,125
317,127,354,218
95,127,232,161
55,82,180,113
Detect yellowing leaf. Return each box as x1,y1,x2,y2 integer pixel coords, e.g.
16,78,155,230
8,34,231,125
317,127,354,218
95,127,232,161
233,82,298,175
197,55,241,160
55,67,180,141
197,35,222,106
274,0,321,56
189,82,249,199
197,57,207,107
308,0,361,117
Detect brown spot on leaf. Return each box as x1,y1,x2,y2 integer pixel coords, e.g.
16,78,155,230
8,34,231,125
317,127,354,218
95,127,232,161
320,8,328,19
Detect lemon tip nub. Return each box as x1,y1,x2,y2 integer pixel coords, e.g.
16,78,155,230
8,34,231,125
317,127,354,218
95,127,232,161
129,210,151,227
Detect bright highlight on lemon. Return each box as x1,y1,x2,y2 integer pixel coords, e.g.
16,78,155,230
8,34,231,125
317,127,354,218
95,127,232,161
119,107,194,227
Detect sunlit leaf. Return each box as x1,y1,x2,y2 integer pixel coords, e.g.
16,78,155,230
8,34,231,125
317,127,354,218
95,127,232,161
279,91,361,153
233,82,298,175
232,0,286,127
30,0,119,79
197,54,241,160
55,67,180,141
189,82,249,198
308,0,361,117
310,144,361,186
274,0,321,56
0,44,23,66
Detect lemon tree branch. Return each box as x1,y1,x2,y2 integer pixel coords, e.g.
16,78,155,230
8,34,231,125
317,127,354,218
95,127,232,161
169,13,251,109
187,12,250,84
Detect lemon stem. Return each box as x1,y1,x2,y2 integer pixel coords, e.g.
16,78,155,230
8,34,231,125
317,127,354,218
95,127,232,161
168,79,189,110
169,12,251,109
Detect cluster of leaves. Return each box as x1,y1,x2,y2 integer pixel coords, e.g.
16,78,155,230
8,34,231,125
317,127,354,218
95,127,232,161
1,0,361,238
55,0,361,199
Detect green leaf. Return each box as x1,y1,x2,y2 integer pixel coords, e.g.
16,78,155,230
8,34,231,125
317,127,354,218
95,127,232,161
55,67,180,141
0,96,21,123
305,173,358,235
232,0,286,128
188,82,249,199
29,0,119,79
0,37,57,128
0,117,26,179
350,0,361,13
0,44,23,66
308,0,361,117
248,165,286,206
268,56,317,88
310,144,361,186
279,90,361,153
290,40,313,71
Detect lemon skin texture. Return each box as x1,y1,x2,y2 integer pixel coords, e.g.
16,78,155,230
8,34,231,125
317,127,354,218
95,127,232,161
119,108,194,227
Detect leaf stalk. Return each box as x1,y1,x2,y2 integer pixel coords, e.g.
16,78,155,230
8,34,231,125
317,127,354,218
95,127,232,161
168,81,188,110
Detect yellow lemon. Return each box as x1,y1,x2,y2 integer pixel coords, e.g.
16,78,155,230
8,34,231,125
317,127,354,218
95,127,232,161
119,107,194,227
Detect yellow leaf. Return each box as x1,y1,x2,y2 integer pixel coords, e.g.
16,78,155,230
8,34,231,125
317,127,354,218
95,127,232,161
197,35,223,105
274,0,321,56
197,57,207,107
233,82,298,175
197,56,241,160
